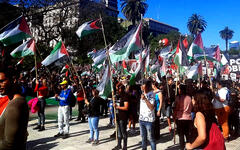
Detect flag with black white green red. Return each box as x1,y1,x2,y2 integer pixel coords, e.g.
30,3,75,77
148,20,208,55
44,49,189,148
188,34,204,61
0,16,31,46
88,48,106,67
76,20,100,39
42,41,69,66
109,22,142,63
10,39,35,58
97,64,113,99
174,38,189,75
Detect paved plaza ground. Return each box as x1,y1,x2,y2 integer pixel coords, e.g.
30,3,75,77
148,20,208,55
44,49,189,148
27,106,240,150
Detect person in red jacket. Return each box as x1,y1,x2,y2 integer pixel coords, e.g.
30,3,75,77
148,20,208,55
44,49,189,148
76,89,86,122
33,78,48,131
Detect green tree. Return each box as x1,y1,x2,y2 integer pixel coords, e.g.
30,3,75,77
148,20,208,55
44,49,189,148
187,14,207,37
219,26,234,52
120,0,148,26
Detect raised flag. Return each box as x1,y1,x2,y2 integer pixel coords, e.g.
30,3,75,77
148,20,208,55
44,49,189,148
88,48,106,67
186,63,199,80
188,34,204,61
97,65,112,99
16,58,24,66
42,41,69,66
109,22,142,63
10,39,35,58
0,16,31,46
161,58,167,77
76,20,100,39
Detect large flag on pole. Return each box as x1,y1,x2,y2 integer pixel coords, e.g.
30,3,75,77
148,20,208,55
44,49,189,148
0,16,31,46
186,63,199,80
10,39,35,58
42,41,69,66
109,22,142,63
187,34,204,61
97,64,113,99
88,48,106,67
76,20,100,39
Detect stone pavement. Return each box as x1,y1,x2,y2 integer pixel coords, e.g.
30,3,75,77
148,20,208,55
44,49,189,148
27,107,240,150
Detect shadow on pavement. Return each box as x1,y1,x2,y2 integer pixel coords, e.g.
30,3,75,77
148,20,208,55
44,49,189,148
27,137,58,150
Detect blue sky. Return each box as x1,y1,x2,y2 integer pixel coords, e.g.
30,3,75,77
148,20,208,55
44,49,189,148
118,0,240,50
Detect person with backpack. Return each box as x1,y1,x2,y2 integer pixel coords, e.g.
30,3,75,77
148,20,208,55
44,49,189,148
212,80,231,141
54,80,73,139
186,89,225,150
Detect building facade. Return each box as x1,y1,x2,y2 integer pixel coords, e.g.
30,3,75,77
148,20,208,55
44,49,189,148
144,18,179,36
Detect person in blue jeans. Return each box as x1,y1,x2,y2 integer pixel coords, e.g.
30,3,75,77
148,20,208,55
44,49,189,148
108,97,115,127
139,80,156,150
85,88,104,146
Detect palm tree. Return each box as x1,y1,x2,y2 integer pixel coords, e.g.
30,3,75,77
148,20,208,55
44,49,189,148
187,14,207,37
219,27,234,52
120,0,148,26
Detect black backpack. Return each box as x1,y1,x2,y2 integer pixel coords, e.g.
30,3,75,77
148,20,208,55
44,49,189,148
68,90,76,107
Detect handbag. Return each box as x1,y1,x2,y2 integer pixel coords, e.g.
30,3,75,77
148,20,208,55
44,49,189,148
82,104,90,115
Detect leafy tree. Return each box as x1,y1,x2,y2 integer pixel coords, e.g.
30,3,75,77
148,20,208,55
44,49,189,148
187,14,207,37
219,26,234,52
120,0,148,26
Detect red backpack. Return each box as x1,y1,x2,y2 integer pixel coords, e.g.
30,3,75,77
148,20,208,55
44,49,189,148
204,123,226,150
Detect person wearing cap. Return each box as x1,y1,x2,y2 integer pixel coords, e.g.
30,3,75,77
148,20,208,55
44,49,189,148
54,80,72,139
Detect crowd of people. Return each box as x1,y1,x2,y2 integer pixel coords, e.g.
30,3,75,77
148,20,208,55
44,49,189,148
0,63,240,150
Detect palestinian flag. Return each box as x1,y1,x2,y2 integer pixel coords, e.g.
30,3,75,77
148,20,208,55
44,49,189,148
61,64,69,73
0,16,31,46
155,45,172,62
16,58,24,66
76,20,100,39
109,22,142,63
186,63,199,80
97,65,113,99
188,34,204,61
88,48,106,67
10,39,35,58
42,41,69,66
174,40,182,66
194,46,220,63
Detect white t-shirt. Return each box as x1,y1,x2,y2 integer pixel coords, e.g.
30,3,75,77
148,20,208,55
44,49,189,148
212,87,229,109
139,91,155,122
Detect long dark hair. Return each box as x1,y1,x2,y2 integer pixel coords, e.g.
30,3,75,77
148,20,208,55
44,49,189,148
193,89,216,122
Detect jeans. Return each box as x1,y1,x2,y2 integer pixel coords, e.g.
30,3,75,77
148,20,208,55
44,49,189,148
58,105,70,134
117,119,128,148
109,100,114,125
88,117,99,140
38,97,46,126
139,120,156,150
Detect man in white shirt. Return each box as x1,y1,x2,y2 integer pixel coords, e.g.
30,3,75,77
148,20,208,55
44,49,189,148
139,80,156,150
213,80,231,140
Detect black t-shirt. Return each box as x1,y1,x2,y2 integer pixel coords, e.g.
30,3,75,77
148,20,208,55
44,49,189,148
88,97,104,117
116,94,129,120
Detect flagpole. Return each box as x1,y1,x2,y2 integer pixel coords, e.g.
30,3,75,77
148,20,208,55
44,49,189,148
0,15,22,32
100,14,118,141
203,50,213,90
34,48,39,97
174,66,179,145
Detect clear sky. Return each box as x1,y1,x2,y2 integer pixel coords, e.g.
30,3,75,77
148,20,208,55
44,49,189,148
118,0,240,51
